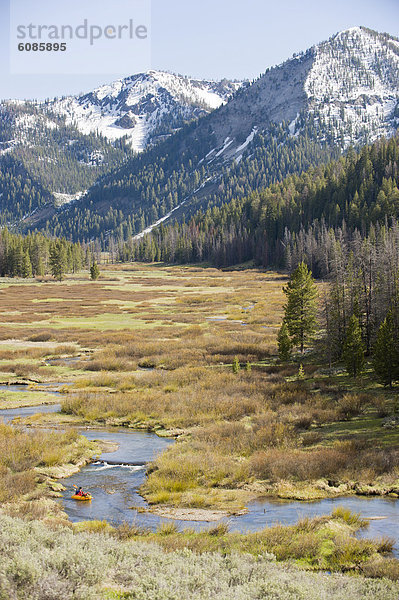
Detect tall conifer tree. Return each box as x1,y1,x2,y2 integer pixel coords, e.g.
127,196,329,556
373,312,399,387
343,315,365,377
283,262,318,353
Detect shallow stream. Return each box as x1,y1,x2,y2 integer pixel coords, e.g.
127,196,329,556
1,392,398,555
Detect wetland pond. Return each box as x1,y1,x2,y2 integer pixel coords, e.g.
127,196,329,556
0,391,398,555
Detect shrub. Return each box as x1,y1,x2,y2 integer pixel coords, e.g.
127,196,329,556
362,557,399,581
372,396,392,418
157,522,179,536
249,447,347,481
73,520,113,534
207,522,230,536
332,507,368,528
28,332,52,342
301,431,323,447
337,394,368,420
113,522,150,540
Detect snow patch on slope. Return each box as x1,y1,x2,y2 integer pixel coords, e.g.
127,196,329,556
235,127,258,153
133,180,212,239
53,191,86,207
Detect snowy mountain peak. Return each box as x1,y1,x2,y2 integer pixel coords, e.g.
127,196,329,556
166,27,399,170
301,27,399,146
306,27,399,102
47,71,242,152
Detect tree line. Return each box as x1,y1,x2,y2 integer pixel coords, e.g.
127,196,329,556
0,229,86,280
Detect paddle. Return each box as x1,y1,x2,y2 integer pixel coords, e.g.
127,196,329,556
73,484,91,497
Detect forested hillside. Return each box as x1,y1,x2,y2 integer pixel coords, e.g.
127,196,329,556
0,102,132,226
41,121,338,243
0,73,239,232
126,135,399,268
0,156,54,226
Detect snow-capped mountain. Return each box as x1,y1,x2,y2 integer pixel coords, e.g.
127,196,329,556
46,71,242,152
198,26,399,166
2,26,399,240
0,99,132,200
43,26,399,242
304,27,399,146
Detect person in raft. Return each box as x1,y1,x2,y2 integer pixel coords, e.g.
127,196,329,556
76,487,89,497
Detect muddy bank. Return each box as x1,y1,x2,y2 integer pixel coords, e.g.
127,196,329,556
143,506,247,522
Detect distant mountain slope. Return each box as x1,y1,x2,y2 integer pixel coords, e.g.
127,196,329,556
181,26,399,162
0,101,133,225
47,71,242,152
0,72,240,228
36,27,399,244
130,134,399,269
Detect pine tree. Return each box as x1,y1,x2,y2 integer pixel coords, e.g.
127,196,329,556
277,321,292,361
342,315,365,377
21,250,32,278
36,257,45,277
90,261,100,281
373,312,399,387
49,242,67,282
298,364,305,380
283,262,318,353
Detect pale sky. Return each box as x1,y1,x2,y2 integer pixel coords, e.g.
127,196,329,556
0,0,398,100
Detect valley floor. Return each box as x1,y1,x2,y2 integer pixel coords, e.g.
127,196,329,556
0,263,398,590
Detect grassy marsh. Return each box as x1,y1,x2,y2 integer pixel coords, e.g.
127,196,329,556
1,265,398,514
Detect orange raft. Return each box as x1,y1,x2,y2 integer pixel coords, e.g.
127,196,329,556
71,494,92,501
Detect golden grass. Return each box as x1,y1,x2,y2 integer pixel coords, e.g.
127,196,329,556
0,423,95,502
1,264,398,510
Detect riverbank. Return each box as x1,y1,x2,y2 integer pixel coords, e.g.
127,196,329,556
2,388,399,582
4,379,399,511
0,265,398,584
0,417,100,524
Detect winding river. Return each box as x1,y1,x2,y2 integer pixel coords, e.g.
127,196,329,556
1,387,398,555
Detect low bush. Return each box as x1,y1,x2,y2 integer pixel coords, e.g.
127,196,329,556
362,557,399,580
207,522,230,536
73,520,113,534
27,332,52,342
249,443,399,483
331,507,368,528
156,522,179,536
301,431,323,447
337,394,369,420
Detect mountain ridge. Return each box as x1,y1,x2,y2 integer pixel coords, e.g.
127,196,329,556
1,26,399,242
44,71,243,152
